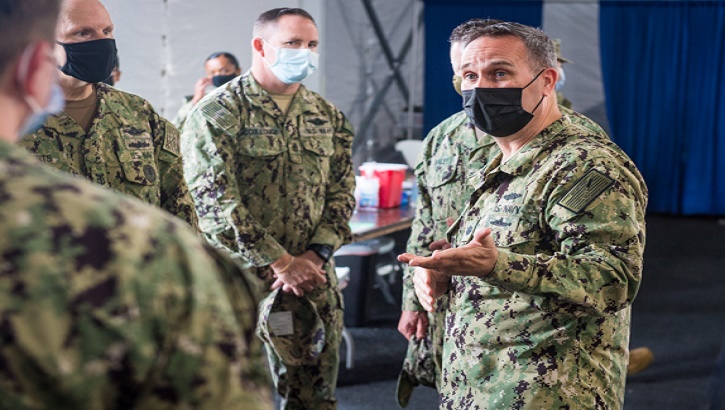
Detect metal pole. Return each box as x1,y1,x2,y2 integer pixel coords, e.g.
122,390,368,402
406,0,421,140
353,32,414,152
361,0,410,101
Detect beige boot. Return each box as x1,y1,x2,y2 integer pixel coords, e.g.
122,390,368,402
627,347,654,376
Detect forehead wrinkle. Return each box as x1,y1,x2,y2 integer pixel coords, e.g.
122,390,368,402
65,21,114,33
461,57,514,71
486,59,515,69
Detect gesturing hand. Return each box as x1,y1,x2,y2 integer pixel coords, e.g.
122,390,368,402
398,228,498,278
191,77,212,105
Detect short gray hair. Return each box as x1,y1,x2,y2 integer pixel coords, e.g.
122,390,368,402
449,18,503,44
460,21,557,73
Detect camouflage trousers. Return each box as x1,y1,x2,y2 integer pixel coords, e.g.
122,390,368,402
264,283,344,410
430,295,448,389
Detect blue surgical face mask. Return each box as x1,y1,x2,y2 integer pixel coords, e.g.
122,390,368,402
16,44,65,137
556,68,566,91
19,85,65,136
264,40,319,84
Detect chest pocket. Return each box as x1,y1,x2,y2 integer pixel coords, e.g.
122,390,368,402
300,132,334,185
236,131,287,186
427,155,459,189
485,201,540,251
238,129,287,157
107,130,160,204
119,159,159,186
117,132,159,186
424,154,461,227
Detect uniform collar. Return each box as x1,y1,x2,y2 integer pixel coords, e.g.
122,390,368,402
92,82,129,129
241,73,320,117
497,115,567,177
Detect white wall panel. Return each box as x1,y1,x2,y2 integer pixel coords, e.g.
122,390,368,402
102,0,324,118
97,1,607,149
326,0,424,162
543,1,610,133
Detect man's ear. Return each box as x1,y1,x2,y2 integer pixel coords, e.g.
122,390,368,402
542,67,558,96
14,42,46,98
252,37,265,55
16,41,56,108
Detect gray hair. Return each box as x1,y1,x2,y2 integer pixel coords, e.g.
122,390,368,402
460,21,557,73
449,18,503,44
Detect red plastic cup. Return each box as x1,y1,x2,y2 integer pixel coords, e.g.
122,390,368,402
359,163,408,208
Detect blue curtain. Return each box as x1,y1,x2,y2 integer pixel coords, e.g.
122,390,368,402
423,0,542,134
600,1,725,215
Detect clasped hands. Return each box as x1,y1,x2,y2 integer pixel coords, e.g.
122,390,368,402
270,251,327,296
397,227,498,312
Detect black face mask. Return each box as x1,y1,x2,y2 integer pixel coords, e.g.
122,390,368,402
462,69,546,137
57,38,117,84
212,74,237,88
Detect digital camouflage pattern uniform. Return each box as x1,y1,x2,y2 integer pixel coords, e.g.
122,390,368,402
557,91,573,109
180,73,356,410
402,110,495,389
442,109,647,409
171,97,194,131
401,106,601,394
0,139,272,410
20,83,198,229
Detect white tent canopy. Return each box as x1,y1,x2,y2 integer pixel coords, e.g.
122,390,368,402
102,0,606,160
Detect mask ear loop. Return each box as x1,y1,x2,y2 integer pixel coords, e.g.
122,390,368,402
523,69,547,114
529,94,545,114
16,44,44,113
55,41,68,71
523,68,546,89
262,39,279,67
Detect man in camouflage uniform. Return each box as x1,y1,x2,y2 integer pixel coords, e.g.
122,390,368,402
397,21,609,405
180,8,355,410
0,1,271,408
20,0,198,229
172,51,242,131
400,21,647,409
553,39,573,109
397,19,498,402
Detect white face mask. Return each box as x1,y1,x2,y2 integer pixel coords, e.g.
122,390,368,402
263,40,319,84
16,44,65,137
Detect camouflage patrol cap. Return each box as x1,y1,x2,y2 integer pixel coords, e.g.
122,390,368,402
395,335,437,408
256,288,326,366
554,39,571,63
